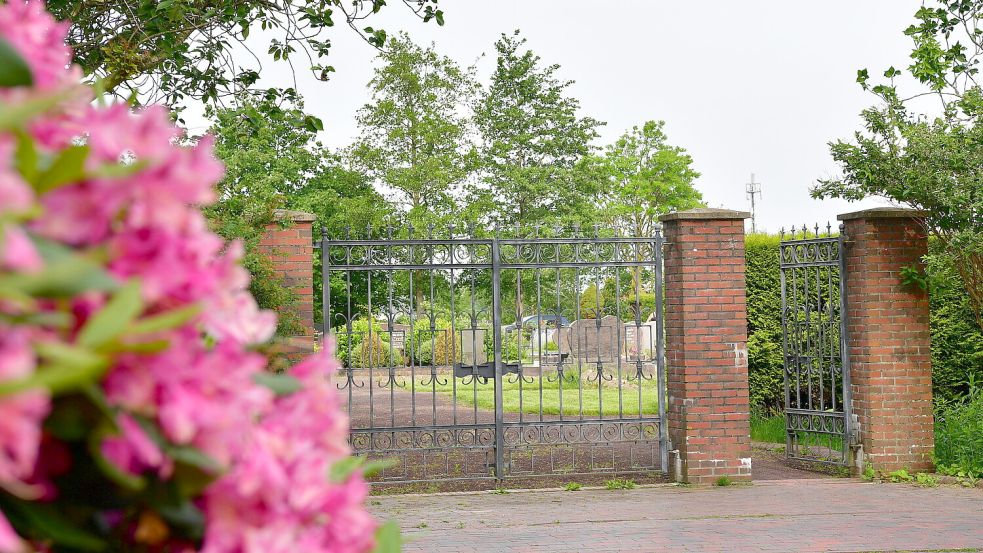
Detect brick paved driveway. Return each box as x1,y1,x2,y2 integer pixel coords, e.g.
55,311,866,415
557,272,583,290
370,479,983,552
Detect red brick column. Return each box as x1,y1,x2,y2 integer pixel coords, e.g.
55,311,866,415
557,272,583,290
659,208,752,484
839,208,933,473
257,209,316,360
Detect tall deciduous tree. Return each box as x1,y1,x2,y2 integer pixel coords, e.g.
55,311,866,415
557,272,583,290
48,0,445,111
473,30,605,229
206,99,389,329
599,120,704,237
813,1,983,328
592,120,704,291
351,33,477,229
351,33,477,314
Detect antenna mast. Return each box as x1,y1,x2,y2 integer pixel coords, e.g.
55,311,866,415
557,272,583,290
746,173,762,233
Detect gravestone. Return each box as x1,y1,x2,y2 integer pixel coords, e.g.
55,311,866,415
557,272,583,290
624,321,658,361
386,323,410,353
568,315,623,362
460,328,487,367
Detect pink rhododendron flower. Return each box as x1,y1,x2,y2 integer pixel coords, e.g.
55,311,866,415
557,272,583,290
0,0,78,92
0,225,41,272
0,513,24,553
0,327,49,494
0,2,378,550
101,414,172,478
201,349,376,553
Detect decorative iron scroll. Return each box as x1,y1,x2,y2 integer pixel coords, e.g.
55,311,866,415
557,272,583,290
779,224,852,467
324,225,669,483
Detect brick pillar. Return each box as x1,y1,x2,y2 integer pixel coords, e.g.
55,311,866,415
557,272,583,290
838,208,933,473
659,208,752,485
257,209,316,361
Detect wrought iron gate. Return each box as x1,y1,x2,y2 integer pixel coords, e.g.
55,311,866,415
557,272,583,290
779,225,853,466
321,226,668,483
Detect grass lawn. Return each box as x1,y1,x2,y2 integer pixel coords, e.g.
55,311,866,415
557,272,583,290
403,374,660,417
751,413,844,451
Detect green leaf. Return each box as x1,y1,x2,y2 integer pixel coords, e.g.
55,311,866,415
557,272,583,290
0,236,118,298
0,341,108,397
252,372,302,396
127,304,201,336
0,37,33,87
35,145,90,194
304,114,324,132
88,159,149,180
0,497,107,551
0,88,74,131
328,456,365,483
373,521,402,553
89,426,148,491
167,445,222,473
78,280,144,348
13,131,38,183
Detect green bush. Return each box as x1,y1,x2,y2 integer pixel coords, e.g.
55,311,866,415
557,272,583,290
350,333,403,368
745,234,785,411
334,318,388,367
934,385,983,478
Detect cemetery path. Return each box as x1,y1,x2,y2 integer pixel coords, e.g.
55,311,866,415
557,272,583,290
370,478,983,553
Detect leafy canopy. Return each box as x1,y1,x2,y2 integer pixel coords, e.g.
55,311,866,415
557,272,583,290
813,0,983,326
48,0,445,112
473,30,605,229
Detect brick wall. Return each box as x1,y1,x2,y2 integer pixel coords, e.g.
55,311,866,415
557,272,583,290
659,208,752,484
839,208,933,473
257,209,316,361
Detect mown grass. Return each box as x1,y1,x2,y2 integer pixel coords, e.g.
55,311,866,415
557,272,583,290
402,373,660,417
751,413,843,452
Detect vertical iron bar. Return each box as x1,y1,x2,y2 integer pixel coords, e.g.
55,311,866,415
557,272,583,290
838,229,853,462
654,230,668,472
491,236,505,480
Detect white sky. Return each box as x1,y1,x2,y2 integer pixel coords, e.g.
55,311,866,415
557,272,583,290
192,0,925,233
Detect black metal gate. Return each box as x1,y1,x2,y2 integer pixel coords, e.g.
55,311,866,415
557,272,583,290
321,225,668,483
779,225,853,466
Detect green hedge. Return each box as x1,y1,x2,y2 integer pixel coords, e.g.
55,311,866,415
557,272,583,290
744,234,983,410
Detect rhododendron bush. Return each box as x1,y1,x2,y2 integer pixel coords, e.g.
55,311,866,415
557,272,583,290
0,2,392,551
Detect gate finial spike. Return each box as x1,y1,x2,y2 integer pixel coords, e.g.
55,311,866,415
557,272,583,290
320,225,327,240
447,222,455,238
344,225,351,240
780,227,785,240
427,223,434,239
814,223,820,238
826,222,833,237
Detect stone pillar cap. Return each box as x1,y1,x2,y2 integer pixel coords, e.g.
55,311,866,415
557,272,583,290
273,209,317,223
658,208,751,222
837,207,927,221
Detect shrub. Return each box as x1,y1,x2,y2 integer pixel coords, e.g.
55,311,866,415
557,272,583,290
335,318,388,367
934,385,983,478
351,333,403,368
0,5,382,551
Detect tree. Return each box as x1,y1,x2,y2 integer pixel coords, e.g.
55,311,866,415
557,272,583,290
473,30,605,229
812,1,983,327
351,33,476,229
206,99,389,331
350,33,477,314
598,120,704,237
47,0,445,110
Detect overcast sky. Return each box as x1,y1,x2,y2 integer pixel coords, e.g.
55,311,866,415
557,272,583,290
200,1,925,233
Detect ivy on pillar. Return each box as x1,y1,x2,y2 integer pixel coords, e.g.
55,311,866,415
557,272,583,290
257,209,317,362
